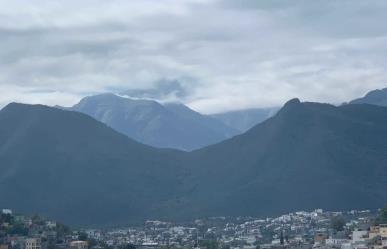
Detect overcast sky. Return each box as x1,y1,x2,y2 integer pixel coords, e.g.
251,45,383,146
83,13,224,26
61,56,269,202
1,0,387,114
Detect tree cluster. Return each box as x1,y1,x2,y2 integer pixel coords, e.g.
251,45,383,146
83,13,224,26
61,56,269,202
375,204,387,225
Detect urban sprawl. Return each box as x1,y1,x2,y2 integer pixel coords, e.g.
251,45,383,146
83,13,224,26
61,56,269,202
1,206,387,249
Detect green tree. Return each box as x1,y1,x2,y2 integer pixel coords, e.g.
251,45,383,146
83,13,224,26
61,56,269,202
331,217,345,232
0,214,13,224
78,232,88,241
6,223,28,236
280,231,284,245
56,222,71,238
200,240,219,249
31,215,45,225
121,244,136,249
375,204,387,225
87,238,100,249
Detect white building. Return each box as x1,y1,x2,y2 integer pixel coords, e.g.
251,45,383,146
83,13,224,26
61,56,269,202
45,221,56,229
25,238,41,249
69,241,88,249
352,230,368,243
325,238,349,247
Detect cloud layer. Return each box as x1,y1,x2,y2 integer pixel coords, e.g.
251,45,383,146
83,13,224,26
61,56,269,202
1,0,387,113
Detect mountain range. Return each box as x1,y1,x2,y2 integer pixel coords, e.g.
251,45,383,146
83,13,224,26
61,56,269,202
1,97,387,226
66,93,238,151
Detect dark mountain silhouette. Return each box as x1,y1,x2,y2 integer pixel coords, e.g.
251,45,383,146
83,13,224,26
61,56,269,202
0,103,185,226
179,99,387,218
67,93,238,151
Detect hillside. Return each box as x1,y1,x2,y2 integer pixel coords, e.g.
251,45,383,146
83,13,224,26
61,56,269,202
181,99,387,218
211,107,278,132
0,103,185,226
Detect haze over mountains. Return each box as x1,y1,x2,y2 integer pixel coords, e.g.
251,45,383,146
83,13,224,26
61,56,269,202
1,91,387,226
210,107,279,133
67,93,238,151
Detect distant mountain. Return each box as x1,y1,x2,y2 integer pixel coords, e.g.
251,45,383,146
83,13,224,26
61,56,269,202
349,87,387,106
0,103,185,226
211,107,279,132
1,99,387,226
67,93,238,151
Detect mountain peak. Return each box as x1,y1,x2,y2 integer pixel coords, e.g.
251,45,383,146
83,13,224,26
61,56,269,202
284,98,301,106
1,102,48,113
2,102,22,109
81,93,125,102
76,93,163,110
276,98,303,115
3,102,32,108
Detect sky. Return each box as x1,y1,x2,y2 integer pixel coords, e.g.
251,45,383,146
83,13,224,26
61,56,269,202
1,0,387,114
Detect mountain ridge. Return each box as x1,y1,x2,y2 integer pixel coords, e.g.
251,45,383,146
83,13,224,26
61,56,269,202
1,99,387,226
349,87,387,106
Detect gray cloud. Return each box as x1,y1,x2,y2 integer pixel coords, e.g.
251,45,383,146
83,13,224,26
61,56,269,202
122,79,194,100
0,0,387,113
